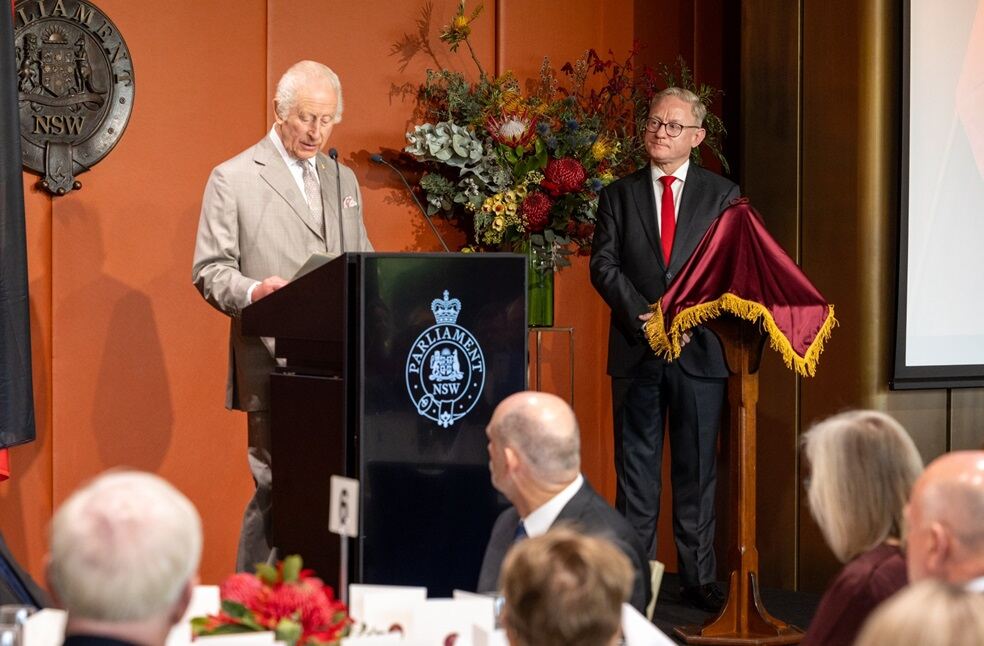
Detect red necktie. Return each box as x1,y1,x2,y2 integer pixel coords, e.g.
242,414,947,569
659,175,676,264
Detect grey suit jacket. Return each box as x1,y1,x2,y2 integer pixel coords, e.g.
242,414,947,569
192,135,373,411
476,480,652,613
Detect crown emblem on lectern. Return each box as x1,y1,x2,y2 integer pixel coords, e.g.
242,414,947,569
431,290,461,324
406,289,486,429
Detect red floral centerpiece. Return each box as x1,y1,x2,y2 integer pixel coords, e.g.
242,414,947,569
192,556,350,646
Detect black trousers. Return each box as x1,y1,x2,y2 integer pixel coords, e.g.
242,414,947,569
612,358,725,589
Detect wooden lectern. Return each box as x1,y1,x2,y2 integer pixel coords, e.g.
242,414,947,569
644,201,836,645
674,316,802,644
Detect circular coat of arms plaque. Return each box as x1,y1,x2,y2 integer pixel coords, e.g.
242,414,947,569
14,0,134,194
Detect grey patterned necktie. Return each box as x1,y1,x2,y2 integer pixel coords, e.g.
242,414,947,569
299,160,323,220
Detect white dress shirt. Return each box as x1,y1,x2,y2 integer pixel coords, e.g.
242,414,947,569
650,159,691,236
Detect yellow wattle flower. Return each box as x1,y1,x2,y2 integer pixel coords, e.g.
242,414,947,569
453,14,470,29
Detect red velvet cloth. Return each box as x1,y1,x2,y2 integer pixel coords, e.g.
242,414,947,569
645,199,835,376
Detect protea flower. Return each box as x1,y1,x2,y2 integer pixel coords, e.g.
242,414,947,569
487,108,539,148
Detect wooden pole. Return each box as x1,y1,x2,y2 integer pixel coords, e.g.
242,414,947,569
675,316,803,645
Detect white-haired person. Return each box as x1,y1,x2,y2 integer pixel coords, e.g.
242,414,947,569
799,410,923,646
193,59,373,571
500,527,633,646
46,470,202,646
854,579,984,646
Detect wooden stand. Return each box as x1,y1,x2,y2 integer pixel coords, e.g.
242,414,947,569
674,316,804,645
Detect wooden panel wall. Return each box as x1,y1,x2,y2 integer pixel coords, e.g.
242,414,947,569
1,0,742,587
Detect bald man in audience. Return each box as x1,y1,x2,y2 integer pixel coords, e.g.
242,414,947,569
46,471,203,646
476,391,651,612
905,451,984,591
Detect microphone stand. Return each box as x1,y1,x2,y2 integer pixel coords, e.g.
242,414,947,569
370,153,450,252
328,148,346,251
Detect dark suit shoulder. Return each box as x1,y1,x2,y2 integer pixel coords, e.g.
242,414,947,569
600,166,650,196
555,482,652,612
688,163,739,194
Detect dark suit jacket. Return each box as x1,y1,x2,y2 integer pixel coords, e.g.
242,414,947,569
0,531,49,608
476,480,652,613
590,164,740,377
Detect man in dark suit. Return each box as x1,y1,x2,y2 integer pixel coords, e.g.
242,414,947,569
476,391,651,613
590,87,740,611
0,531,48,608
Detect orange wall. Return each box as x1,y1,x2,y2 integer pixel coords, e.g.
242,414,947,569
0,0,733,585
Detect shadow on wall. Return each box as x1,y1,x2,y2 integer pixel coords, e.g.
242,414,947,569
54,204,174,472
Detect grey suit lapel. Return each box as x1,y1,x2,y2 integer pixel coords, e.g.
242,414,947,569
627,169,666,271
254,137,325,242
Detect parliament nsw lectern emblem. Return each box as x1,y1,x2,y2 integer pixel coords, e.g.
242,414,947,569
405,291,486,428
14,0,134,195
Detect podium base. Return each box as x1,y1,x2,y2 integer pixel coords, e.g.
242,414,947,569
673,625,803,646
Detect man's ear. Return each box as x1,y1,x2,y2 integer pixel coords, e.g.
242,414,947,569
926,522,950,576
272,100,284,125
504,446,521,474
169,577,197,625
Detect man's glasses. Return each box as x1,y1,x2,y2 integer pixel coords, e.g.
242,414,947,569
644,118,701,138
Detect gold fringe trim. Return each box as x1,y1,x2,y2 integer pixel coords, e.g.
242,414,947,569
644,293,837,378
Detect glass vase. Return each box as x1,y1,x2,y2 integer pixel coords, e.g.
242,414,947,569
526,242,554,328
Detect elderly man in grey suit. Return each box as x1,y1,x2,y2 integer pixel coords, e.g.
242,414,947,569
477,391,651,613
192,60,373,571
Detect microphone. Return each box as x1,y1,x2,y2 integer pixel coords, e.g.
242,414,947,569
371,153,450,252
328,148,346,251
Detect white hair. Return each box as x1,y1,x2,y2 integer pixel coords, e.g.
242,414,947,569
650,87,707,126
855,580,984,646
48,470,202,622
274,60,343,123
802,410,923,562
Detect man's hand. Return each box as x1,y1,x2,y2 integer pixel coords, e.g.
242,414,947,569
251,276,288,302
639,311,692,347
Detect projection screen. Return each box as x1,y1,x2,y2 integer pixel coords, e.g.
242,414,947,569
894,0,984,388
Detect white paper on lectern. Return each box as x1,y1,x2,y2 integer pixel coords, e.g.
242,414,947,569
329,475,360,537
621,603,676,645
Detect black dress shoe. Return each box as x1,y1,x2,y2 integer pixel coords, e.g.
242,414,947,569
681,583,725,612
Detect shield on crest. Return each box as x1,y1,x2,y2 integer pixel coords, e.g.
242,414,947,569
40,45,76,97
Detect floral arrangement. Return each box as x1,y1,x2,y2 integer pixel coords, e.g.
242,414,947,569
398,1,728,269
191,556,350,646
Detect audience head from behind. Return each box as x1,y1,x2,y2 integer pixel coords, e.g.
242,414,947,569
47,470,203,646
500,527,632,646
485,391,580,517
854,579,984,646
905,450,984,586
802,409,923,563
